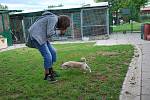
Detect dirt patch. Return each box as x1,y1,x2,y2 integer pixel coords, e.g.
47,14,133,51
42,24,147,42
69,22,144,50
86,51,119,62
10,93,21,99
86,56,96,61
91,73,108,82
96,51,119,56
78,95,85,100
100,93,107,100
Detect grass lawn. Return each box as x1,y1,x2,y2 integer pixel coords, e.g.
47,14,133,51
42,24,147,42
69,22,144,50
0,43,134,100
113,22,141,32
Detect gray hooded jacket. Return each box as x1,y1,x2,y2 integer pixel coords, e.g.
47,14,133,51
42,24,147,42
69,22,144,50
28,11,58,45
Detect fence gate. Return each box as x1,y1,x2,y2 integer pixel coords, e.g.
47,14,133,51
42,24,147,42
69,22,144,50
81,7,108,40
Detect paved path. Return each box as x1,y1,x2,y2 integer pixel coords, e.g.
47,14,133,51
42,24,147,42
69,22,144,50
141,43,150,100
0,41,95,52
95,33,149,45
0,44,26,52
96,33,150,100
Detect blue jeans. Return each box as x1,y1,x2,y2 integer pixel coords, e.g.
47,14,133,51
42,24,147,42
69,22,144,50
33,39,56,69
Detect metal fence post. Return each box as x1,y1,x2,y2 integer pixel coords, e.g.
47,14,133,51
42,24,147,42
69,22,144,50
71,13,75,40
107,8,110,35
80,9,83,40
22,19,26,42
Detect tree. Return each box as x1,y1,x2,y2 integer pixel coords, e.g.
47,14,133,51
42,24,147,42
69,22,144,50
48,4,63,8
0,4,8,10
127,0,148,21
95,0,148,22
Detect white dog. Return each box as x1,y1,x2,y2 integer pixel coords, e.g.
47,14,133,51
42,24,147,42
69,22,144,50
61,57,91,73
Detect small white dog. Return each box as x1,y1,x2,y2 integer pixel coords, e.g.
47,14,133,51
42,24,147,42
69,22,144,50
61,57,91,73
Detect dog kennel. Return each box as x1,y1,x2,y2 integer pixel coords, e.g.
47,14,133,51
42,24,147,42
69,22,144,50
10,2,109,43
0,10,21,46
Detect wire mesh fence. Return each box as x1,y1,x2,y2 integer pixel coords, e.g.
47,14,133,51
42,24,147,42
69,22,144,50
81,8,108,40
10,16,25,43
0,15,3,33
23,16,39,41
10,7,109,42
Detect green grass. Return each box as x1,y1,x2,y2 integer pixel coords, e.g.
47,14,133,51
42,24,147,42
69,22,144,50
0,43,134,100
113,22,142,32
112,19,150,32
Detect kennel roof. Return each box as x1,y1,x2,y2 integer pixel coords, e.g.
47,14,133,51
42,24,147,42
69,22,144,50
0,10,22,14
10,2,108,15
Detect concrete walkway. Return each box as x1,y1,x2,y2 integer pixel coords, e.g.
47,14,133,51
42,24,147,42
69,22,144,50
141,43,150,100
0,33,150,100
0,44,26,52
96,33,150,100
0,41,95,52
95,33,150,45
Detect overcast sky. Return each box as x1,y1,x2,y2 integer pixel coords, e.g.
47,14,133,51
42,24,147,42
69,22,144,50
1,0,95,10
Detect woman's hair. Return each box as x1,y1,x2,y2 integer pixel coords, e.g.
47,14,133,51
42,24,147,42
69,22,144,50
57,15,71,30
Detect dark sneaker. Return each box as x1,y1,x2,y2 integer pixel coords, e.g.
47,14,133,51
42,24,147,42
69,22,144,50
47,75,58,83
44,74,49,80
53,71,60,77
49,68,60,77
44,75,57,83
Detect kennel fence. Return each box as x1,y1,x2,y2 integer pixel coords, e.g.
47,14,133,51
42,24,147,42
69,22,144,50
10,3,109,43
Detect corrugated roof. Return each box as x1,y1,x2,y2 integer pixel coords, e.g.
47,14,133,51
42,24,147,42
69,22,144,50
0,10,22,14
11,2,108,15
49,2,108,10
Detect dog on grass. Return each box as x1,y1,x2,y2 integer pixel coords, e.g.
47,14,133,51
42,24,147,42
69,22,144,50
61,57,91,73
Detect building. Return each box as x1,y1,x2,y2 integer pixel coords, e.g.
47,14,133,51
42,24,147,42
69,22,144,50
10,2,109,43
0,10,21,48
141,7,150,14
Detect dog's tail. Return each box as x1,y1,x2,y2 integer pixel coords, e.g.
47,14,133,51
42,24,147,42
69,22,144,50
81,57,91,72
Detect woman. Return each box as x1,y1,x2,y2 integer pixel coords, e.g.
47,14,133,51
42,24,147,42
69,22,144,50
28,11,70,83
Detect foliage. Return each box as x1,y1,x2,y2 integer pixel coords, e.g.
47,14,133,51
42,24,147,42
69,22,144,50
0,4,8,10
95,0,148,21
48,4,63,8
